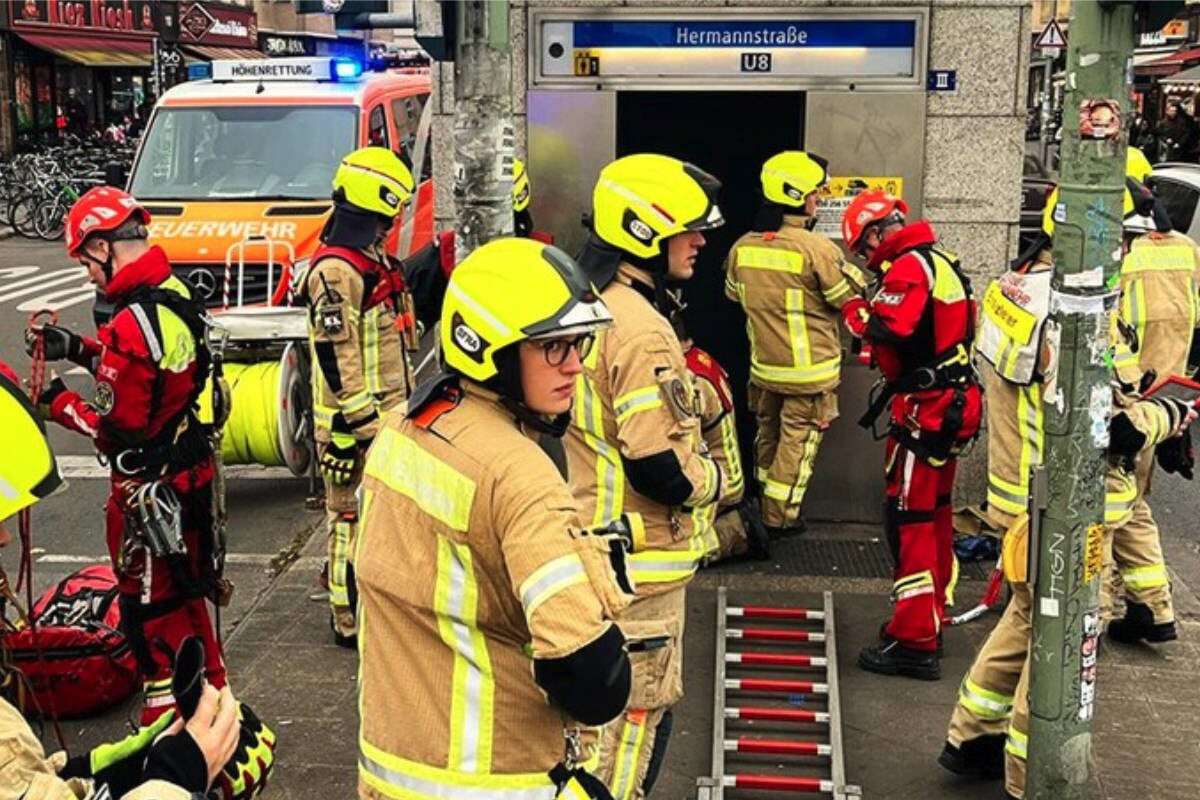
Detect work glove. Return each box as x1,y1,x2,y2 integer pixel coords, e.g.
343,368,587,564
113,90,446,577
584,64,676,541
61,709,177,797
26,324,88,366
37,375,68,415
841,297,870,338
212,702,277,800
1157,429,1194,480
319,431,358,486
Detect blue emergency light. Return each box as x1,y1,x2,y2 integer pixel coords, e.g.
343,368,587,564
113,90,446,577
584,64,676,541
188,62,212,81
333,59,363,80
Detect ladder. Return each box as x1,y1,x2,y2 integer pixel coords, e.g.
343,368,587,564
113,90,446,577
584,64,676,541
696,588,860,799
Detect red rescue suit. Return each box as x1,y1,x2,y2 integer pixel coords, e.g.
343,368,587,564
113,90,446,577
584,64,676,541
46,246,226,724
861,221,982,651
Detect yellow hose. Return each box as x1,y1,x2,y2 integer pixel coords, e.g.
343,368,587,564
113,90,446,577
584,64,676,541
198,361,285,467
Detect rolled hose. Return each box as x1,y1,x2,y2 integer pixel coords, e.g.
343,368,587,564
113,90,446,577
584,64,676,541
198,344,312,475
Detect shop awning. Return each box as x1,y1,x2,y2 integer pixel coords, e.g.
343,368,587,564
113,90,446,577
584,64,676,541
1161,63,1200,86
15,31,153,67
182,45,268,62
1137,45,1200,75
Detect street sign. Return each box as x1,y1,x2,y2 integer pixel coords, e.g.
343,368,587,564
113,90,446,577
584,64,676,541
927,69,956,92
1035,18,1067,50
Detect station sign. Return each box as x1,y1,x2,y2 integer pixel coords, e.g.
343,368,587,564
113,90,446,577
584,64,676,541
538,16,921,84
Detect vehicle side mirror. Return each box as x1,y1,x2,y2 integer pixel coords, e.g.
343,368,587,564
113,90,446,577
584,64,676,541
103,161,127,188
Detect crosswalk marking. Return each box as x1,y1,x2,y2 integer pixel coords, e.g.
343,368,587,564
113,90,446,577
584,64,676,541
0,265,95,312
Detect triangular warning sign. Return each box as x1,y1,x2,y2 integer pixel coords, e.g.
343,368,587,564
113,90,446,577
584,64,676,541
1035,19,1067,49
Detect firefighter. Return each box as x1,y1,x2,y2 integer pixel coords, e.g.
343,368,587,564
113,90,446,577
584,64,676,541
683,342,770,562
840,190,983,680
29,188,275,798
300,146,416,647
32,187,229,721
355,237,633,800
996,378,1194,799
1,367,239,800
566,153,729,800
939,211,1058,777
1106,170,1200,645
725,151,868,536
939,178,1185,790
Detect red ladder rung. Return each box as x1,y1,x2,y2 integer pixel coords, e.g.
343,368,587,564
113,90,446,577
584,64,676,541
726,678,829,695
727,605,825,621
721,774,834,793
724,738,832,757
727,652,828,668
726,706,830,724
727,627,826,643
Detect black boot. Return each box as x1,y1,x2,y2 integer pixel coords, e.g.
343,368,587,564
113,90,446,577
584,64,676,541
938,734,1006,779
858,637,941,680
765,518,806,541
740,498,772,560
1107,602,1177,644
330,613,358,650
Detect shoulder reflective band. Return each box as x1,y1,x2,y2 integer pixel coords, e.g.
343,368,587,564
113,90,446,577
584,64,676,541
736,246,805,274
1122,244,1195,274
364,427,476,531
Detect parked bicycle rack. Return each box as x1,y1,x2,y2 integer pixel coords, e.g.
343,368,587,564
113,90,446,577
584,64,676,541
696,588,861,799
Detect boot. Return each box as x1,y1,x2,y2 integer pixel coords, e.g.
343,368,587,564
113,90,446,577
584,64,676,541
1107,601,1177,644
857,636,940,681
330,607,358,650
937,734,1005,780
765,517,806,541
740,498,772,560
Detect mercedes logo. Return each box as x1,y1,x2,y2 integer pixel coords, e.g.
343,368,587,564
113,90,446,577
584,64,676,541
188,268,218,300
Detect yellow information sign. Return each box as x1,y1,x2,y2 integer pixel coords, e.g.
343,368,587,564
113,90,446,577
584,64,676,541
813,176,905,239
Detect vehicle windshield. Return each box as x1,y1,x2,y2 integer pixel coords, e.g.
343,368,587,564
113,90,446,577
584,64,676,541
130,105,357,201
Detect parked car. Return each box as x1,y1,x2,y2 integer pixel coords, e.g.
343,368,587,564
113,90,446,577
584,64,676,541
1020,153,1055,252
1147,162,1200,240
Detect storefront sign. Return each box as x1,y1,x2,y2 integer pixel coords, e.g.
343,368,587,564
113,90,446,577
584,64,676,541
260,34,312,57
538,17,920,83
11,0,156,34
178,2,257,48
813,176,905,239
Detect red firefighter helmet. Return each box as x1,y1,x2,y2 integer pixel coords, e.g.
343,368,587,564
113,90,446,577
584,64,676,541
65,186,151,258
841,189,909,252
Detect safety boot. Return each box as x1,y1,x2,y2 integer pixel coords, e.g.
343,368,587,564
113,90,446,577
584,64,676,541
858,637,940,681
331,607,358,649
765,517,806,541
937,734,1005,780
1107,601,1177,644
740,498,772,560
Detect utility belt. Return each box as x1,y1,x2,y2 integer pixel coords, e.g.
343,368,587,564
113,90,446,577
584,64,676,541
110,414,213,480
858,343,975,432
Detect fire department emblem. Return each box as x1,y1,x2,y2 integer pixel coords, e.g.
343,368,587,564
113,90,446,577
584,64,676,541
320,305,345,335
93,381,115,416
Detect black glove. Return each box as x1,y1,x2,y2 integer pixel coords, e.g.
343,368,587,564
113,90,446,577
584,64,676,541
61,710,178,797
27,324,89,367
142,728,210,794
1157,426,1195,480
37,376,69,413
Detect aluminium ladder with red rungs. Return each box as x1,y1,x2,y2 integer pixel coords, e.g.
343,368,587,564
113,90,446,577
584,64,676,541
696,588,861,799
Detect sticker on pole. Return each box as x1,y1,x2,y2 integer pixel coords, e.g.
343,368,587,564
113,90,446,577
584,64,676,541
813,176,904,239
1079,99,1121,141
1083,523,1104,582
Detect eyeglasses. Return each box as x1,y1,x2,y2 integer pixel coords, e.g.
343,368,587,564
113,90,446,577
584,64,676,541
536,333,595,367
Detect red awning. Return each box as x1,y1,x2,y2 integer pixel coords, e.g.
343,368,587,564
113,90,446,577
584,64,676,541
15,31,153,67
1138,46,1200,76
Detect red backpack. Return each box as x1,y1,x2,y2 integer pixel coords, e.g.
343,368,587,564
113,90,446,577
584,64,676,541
3,565,139,719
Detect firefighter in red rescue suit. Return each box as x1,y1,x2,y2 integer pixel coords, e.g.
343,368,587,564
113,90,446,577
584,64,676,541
28,187,274,798
840,190,982,680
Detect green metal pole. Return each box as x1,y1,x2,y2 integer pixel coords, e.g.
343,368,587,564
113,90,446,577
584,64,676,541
1027,2,1134,798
